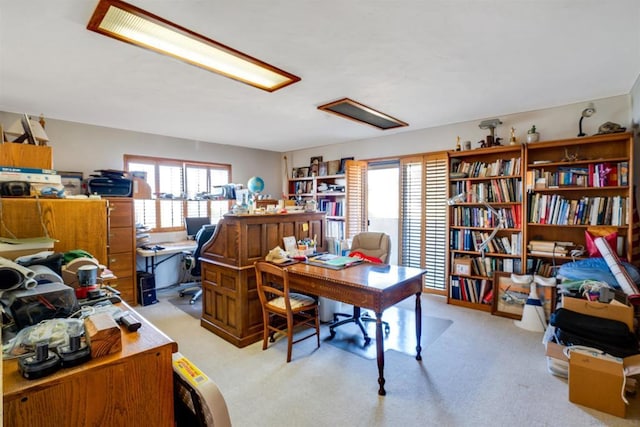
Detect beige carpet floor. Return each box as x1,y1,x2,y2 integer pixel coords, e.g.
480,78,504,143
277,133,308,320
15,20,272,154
137,290,640,426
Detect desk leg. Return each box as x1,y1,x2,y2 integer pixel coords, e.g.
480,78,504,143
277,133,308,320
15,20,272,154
415,291,422,361
375,312,386,396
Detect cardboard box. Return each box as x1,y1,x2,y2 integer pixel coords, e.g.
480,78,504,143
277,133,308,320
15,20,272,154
568,348,640,417
561,296,634,331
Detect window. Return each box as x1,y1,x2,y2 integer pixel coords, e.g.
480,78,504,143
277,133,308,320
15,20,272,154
124,155,231,232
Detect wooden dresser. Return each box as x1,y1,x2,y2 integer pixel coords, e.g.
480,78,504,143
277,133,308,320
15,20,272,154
3,304,177,427
199,212,326,347
106,198,137,304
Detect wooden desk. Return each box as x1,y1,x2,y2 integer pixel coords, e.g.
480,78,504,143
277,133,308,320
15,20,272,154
136,240,196,274
3,304,178,427
286,262,426,396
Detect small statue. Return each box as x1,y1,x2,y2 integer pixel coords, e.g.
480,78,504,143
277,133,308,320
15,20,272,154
509,127,517,145
455,136,461,151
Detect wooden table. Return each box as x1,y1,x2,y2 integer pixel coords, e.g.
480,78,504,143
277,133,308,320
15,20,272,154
286,262,426,395
3,304,178,427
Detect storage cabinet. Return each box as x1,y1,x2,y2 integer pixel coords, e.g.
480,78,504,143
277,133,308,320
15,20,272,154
106,198,137,304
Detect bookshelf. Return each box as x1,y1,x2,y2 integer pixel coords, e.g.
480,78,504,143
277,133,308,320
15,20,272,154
287,174,347,240
447,145,525,312
524,132,634,276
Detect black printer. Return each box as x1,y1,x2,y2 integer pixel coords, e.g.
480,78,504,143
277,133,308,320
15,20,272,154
86,170,132,197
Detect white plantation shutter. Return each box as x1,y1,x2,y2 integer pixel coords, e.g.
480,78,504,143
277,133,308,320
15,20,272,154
400,158,423,268
400,152,447,292
424,153,448,291
125,155,231,232
345,160,368,238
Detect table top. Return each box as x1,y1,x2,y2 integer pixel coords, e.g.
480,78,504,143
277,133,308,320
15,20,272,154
287,263,426,292
136,240,196,257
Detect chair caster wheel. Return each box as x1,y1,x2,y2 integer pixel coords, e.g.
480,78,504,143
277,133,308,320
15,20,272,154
179,292,185,297
189,300,196,305
364,337,371,345
329,329,336,339
384,325,390,334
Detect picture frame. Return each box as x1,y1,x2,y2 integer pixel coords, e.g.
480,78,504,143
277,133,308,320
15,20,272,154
296,167,309,178
318,161,328,177
338,157,354,174
310,156,323,166
492,271,528,319
492,271,555,320
59,171,84,196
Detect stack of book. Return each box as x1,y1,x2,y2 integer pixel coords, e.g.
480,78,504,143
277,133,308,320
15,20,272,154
527,240,574,257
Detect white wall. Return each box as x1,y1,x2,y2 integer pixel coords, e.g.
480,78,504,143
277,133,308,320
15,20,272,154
286,95,632,172
0,112,283,198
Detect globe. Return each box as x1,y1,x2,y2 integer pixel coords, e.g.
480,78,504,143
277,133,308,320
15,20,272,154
247,176,265,194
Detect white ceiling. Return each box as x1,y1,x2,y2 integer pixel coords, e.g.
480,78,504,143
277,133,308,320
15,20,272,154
1,1,639,152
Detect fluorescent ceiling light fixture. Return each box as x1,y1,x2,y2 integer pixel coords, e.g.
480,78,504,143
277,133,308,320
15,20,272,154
318,98,408,130
87,0,300,92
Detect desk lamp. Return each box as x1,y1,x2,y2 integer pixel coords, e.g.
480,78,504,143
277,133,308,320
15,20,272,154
577,103,596,137
447,192,506,257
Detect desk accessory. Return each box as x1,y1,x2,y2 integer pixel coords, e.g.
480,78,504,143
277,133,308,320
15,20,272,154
18,341,61,379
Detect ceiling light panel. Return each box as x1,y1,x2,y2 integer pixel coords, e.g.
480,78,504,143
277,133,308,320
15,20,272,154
87,0,300,91
318,98,408,130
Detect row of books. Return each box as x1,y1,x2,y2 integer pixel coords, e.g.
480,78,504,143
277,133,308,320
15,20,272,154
450,229,522,255
526,161,629,190
450,205,521,228
470,256,523,277
449,277,493,304
527,193,628,226
452,157,521,178
293,181,313,194
318,200,344,217
451,178,522,203
526,259,558,277
325,219,345,240
527,240,574,257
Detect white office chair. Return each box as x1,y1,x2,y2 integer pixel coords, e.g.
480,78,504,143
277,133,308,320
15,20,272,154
329,232,392,344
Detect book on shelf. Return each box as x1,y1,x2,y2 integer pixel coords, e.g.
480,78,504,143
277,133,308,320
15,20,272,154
0,166,57,174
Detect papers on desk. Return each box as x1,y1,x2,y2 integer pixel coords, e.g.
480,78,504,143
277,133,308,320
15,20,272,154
307,254,362,268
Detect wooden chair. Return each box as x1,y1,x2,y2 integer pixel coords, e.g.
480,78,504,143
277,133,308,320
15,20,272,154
254,261,320,362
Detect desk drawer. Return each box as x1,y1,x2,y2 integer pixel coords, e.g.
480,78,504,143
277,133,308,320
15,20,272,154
109,227,134,254
108,199,133,228
108,252,133,277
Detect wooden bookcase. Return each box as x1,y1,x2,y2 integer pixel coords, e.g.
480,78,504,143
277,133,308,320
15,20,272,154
523,132,634,275
286,173,349,241
446,132,634,313
447,145,525,311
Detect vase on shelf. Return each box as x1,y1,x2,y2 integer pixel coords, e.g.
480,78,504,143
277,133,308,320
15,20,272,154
526,125,539,143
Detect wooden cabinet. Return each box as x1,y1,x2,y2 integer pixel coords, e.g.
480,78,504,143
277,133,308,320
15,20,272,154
199,212,326,347
0,198,107,263
3,303,177,427
106,198,137,304
523,132,634,273
447,145,525,312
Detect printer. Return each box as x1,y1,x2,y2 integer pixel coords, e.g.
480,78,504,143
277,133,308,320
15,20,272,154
86,170,132,197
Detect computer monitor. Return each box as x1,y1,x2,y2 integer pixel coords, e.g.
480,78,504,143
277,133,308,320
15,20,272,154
185,217,211,239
